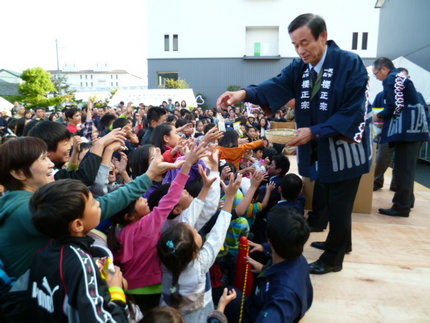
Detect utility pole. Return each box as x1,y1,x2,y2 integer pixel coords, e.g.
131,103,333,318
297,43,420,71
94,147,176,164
55,39,62,95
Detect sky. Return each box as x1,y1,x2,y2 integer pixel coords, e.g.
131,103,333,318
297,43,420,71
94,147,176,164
1,0,148,78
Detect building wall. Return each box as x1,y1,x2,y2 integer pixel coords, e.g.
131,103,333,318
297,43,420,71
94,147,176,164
148,57,375,108
377,0,430,71
148,0,380,107
148,0,379,59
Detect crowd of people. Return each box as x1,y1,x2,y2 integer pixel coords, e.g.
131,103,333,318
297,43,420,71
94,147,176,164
0,86,311,322
0,12,428,323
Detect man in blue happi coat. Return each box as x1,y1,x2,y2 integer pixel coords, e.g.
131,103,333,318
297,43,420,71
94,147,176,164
217,13,373,275
373,58,429,217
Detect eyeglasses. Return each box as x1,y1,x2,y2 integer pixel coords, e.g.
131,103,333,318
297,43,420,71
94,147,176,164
373,68,382,76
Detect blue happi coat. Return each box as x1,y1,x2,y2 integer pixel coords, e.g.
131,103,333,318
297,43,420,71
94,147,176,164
378,69,429,144
245,40,372,183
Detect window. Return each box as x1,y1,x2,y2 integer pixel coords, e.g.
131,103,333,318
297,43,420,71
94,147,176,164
173,34,178,51
157,72,178,88
91,82,93,86
164,35,170,51
362,32,368,50
91,75,93,80
116,82,118,86
85,75,88,79
116,75,118,79
80,82,82,86
80,75,82,79
86,82,88,86
111,82,113,86
352,32,358,50
245,26,279,56
111,75,113,79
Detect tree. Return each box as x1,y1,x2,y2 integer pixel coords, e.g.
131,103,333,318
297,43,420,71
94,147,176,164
165,78,189,89
51,74,73,96
227,85,241,92
19,67,71,109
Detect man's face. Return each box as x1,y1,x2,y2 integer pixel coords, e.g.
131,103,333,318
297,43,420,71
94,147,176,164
290,25,327,66
36,109,45,119
268,160,279,176
372,66,389,81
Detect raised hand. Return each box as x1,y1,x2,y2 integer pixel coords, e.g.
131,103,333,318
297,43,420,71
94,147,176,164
250,170,265,187
113,152,128,174
176,122,194,134
146,148,185,180
184,142,209,166
221,172,242,199
97,128,127,147
199,126,224,148
266,181,276,192
216,90,246,109
198,164,217,188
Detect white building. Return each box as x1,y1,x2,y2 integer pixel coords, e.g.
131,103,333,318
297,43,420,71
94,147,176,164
47,69,147,92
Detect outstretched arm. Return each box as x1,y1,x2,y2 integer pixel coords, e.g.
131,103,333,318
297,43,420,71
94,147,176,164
217,90,247,109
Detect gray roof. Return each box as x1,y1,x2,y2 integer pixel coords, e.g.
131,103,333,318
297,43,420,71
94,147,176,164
0,69,21,78
0,82,19,96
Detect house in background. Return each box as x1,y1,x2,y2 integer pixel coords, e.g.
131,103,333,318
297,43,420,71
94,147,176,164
0,69,22,97
46,69,147,92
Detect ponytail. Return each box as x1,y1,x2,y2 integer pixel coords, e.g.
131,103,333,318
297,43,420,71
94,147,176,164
157,223,200,308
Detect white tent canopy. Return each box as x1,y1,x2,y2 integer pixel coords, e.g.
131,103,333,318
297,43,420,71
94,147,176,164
0,96,13,115
108,89,197,109
367,56,430,104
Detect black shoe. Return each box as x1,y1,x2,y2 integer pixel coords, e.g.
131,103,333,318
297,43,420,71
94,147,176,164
378,208,409,217
373,184,382,191
310,241,326,251
309,226,324,233
310,241,352,253
309,260,342,275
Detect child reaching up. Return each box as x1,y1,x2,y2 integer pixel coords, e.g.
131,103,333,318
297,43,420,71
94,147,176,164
151,123,188,163
157,173,242,323
233,170,275,229
217,129,264,169
107,144,210,315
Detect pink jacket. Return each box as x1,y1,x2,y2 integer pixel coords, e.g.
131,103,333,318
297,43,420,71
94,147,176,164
115,171,189,289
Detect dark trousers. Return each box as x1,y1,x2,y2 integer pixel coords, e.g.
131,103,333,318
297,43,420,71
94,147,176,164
307,179,329,230
318,176,361,267
374,141,396,189
391,141,422,211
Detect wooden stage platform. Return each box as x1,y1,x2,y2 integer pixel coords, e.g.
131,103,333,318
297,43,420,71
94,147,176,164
286,157,430,322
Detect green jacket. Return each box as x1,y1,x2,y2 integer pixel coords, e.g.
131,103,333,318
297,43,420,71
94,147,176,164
0,174,152,278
